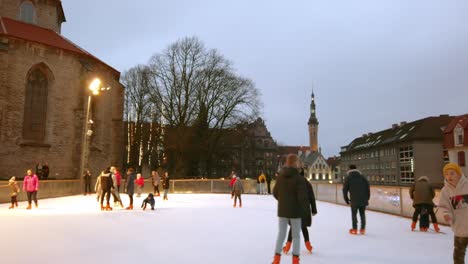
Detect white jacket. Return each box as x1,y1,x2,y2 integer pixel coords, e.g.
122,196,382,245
439,175,468,237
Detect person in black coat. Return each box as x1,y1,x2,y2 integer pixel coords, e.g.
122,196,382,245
100,167,114,211
272,154,309,264
162,172,170,200
282,168,318,254
141,193,155,210
125,168,136,210
343,164,370,234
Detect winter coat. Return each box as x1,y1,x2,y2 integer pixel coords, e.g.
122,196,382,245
162,177,170,190
8,180,20,197
409,176,435,206
302,177,318,227
83,173,91,184
125,173,136,195
229,177,237,188
439,174,468,237
95,176,101,192
135,177,145,187
258,174,266,183
115,172,122,186
343,169,370,208
273,167,309,219
23,174,39,192
100,172,113,191
152,173,160,186
232,178,244,195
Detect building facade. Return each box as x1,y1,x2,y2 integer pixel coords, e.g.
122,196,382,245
0,0,124,179
444,114,468,176
340,115,453,187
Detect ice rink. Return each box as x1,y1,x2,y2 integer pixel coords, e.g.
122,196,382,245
0,193,459,264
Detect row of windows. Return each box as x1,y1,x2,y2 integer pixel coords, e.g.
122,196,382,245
311,173,330,181
368,175,398,184
343,148,397,161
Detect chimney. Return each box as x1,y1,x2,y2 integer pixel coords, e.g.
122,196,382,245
400,121,407,126
392,124,398,129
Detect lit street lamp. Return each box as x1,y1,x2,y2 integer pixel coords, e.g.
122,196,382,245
79,78,110,185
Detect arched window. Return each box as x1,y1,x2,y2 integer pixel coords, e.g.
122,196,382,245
20,1,36,24
23,67,49,142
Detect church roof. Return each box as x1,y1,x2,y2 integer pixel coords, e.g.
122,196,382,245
0,17,119,78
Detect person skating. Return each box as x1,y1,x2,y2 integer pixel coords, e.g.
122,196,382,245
23,169,39,209
271,154,309,264
343,164,370,235
135,173,144,197
229,172,237,198
114,167,122,192
141,193,155,210
151,170,161,196
258,172,267,195
83,170,92,195
409,176,439,232
110,167,124,208
282,168,317,254
8,176,20,209
162,172,170,200
99,167,113,211
232,176,244,208
439,163,468,264
125,168,136,210
95,172,102,202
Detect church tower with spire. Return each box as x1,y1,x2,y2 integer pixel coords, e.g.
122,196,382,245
308,91,319,152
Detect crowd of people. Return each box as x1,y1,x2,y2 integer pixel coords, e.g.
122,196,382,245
3,159,467,264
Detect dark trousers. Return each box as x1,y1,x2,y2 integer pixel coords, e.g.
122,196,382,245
287,225,310,242
128,194,134,206
117,185,121,192
234,193,242,206
100,190,111,205
11,196,18,206
454,237,468,264
27,191,38,206
412,204,437,228
84,182,91,194
351,206,366,230
153,185,160,195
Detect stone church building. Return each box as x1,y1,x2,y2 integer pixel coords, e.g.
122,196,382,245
0,0,124,179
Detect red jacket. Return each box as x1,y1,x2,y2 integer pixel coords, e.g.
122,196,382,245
115,172,122,186
135,177,145,187
229,178,236,187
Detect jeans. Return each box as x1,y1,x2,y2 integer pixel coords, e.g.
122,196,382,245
275,217,301,256
288,224,310,242
27,191,38,206
153,184,160,195
163,189,169,199
84,182,92,194
234,193,242,206
100,190,111,206
351,206,366,230
454,236,468,264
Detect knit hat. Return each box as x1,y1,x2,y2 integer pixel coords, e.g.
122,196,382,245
443,163,462,176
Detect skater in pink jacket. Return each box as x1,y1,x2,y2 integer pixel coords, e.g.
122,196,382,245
23,169,39,209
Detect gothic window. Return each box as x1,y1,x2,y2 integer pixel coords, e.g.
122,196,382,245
23,67,48,142
20,1,36,24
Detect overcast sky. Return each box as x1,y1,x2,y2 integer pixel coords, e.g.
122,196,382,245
62,0,468,157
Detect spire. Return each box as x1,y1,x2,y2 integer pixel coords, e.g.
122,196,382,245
308,90,318,125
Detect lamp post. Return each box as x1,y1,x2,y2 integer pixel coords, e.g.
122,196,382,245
79,78,109,186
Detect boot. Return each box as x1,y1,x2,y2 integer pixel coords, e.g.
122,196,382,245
26,204,32,210
239,203,242,208
360,229,366,235
411,222,416,231
433,223,440,233
101,205,105,211
126,205,133,210
420,227,428,232
292,255,300,264
105,204,113,211
305,241,313,253
272,254,281,264
349,229,357,235
233,203,236,208
282,241,291,254
9,205,14,209
35,202,38,208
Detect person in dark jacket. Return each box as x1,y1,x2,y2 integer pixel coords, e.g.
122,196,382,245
100,167,113,211
232,176,244,208
141,193,155,210
125,168,136,210
42,162,49,180
83,170,92,195
409,176,439,232
162,172,170,200
271,154,309,264
343,164,370,235
282,168,318,254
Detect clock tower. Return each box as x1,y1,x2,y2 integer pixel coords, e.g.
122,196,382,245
308,91,319,152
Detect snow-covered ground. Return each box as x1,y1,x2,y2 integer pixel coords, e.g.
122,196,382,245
0,193,459,264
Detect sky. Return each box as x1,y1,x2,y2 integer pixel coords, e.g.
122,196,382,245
61,0,468,157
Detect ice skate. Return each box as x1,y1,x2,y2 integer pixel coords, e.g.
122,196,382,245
433,223,440,233
26,204,32,210
9,205,14,209
126,205,133,210
282,241,291,254
349,229,357,235
360,229,365,235
292,255,300,264
305,241,313,253
272,254,280,264
411,222,416,231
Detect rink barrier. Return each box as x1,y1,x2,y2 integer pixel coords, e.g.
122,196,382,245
0,179,448,224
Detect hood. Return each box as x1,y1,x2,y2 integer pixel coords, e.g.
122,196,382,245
416,176,429,182
280,167,299,178
9,176,16,182
347,169,362,176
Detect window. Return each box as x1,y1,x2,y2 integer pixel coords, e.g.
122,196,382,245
459,151,466,167
23,67,49,142
20,1,36,24
455,126,464,146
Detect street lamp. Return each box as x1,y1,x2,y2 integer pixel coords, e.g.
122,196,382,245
79,78,110,185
